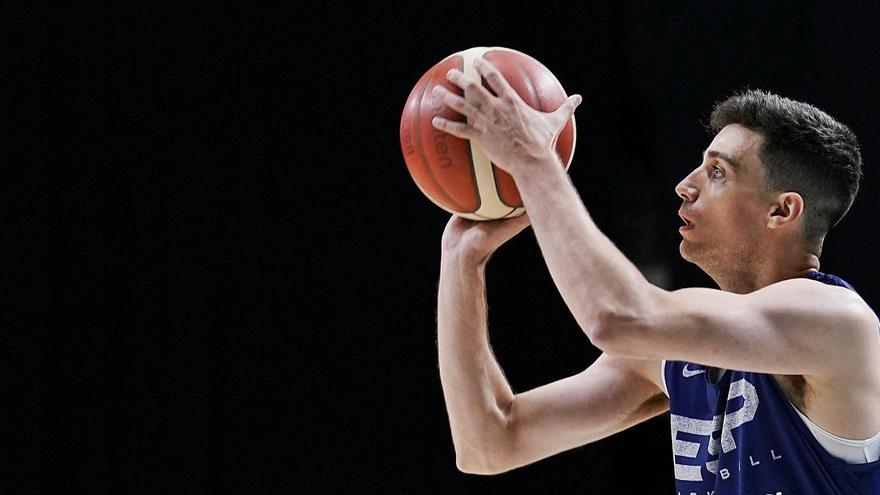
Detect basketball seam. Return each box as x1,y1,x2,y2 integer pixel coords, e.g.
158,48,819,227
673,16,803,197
491,52,540,209
501,207,520,218
462,47,510,219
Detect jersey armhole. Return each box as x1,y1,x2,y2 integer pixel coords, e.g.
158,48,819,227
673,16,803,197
660,360,669,397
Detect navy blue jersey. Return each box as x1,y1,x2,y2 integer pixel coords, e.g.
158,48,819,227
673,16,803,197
664,271,880,494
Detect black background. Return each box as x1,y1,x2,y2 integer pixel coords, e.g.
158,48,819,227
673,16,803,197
11,1,880,493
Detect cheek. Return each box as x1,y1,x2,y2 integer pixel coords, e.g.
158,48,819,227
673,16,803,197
722,197,766,234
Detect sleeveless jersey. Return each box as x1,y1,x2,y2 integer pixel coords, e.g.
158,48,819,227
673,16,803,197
664,271,880,494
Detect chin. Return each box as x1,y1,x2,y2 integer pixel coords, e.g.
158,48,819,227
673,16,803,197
679,240,694,262
679,240,707,268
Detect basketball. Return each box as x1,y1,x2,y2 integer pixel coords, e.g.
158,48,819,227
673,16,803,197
400,46,577,220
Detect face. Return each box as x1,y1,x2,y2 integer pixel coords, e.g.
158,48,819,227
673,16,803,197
675,124,773,273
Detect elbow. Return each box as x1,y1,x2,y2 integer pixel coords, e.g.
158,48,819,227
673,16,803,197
583,286,668,357
585,312,622,354
452,422,517,475
455,454,502,475
586,307,652,358
455,449,512,475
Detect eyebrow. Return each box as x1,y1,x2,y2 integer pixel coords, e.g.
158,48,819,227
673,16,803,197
703,149,741,172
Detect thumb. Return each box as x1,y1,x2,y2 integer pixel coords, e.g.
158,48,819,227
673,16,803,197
553,94,582,125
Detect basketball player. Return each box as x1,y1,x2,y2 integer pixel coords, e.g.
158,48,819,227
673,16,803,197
431,57,880,493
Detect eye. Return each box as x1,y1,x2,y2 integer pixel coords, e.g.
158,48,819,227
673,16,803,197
709,165,724,179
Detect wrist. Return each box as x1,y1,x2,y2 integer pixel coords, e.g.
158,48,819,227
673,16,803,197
511,149,567,185
441,247,490,273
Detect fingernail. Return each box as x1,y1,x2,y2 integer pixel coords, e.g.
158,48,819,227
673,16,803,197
474,57,484,66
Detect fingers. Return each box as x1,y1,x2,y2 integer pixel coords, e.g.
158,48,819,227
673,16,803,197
444,214,474,236
445,68,494,111
433,70,494,140
478,212,532,244
501,212,532,235
443,212,530,260
473,57,516,101
432,85,485,123
480,212,531,233
431,116,478,139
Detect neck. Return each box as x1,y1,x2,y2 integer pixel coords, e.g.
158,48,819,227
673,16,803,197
709,248,820,294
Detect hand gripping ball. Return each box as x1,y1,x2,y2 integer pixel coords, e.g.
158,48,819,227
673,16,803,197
400,46,576,220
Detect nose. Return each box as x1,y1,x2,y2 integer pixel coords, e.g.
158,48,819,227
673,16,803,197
675,169,699,202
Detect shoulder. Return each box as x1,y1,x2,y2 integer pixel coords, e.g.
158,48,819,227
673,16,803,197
767,278,880,372
756,277,876,327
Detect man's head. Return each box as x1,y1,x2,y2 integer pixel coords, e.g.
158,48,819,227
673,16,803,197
675,90,862,279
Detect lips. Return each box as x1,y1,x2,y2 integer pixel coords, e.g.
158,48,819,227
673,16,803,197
678,210,694,230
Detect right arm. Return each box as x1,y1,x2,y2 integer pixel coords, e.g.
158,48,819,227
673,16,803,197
437,216,669,475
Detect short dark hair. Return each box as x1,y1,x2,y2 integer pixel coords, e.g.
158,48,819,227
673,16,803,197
709,89,862,247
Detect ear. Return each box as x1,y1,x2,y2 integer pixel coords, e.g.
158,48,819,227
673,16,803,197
767,192,804,230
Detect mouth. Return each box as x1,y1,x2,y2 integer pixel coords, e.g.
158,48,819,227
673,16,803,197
678,210,694,231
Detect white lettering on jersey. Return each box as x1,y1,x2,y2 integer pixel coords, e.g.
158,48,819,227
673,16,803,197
671,378,760,481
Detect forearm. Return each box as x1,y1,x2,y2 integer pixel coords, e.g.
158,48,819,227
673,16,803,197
516,156,659,342
437,252,515,471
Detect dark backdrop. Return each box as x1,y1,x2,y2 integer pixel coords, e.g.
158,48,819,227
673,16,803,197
12,1,880,493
